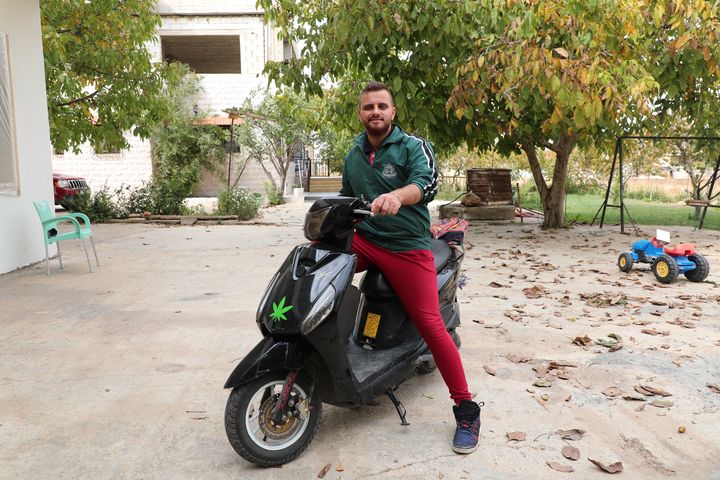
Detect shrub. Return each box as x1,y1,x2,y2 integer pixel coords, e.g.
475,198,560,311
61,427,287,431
264,181,284,206
217,186,261,220
60,186,127,222
122,182,156,214
119,179,200,216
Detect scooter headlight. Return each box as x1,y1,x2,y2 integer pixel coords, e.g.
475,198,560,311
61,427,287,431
300,286,335,335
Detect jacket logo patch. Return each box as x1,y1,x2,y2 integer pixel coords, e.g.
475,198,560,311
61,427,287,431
381,164,397,179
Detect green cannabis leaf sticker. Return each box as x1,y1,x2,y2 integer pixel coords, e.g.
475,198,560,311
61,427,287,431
269,296,293,322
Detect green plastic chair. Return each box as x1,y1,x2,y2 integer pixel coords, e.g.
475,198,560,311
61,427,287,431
33,200,100,275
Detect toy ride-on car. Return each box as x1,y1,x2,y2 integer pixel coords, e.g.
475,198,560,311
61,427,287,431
617,229,710,284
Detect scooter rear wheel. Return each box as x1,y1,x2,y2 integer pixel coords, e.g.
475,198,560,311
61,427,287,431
225,371,322,467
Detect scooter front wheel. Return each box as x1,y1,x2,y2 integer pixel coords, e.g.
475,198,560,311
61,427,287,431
225,371,322,467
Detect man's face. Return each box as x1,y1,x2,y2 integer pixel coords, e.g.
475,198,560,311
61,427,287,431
358,90,396,136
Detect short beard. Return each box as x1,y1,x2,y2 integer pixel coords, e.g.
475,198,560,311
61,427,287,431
364,120,392,137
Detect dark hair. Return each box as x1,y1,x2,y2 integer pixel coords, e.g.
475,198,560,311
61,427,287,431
358,81,394,107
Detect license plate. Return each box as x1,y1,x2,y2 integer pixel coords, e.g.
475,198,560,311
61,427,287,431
363,312,381,338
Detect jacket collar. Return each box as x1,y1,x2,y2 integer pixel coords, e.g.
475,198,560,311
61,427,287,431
355,124,404,153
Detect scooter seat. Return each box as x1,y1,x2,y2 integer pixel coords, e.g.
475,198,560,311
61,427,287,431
430,239,452,273
359,240,454,299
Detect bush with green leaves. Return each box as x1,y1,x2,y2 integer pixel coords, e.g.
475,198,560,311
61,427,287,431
145,65,228,215
217,186,261,220
60,186,127,222
264,182,284,206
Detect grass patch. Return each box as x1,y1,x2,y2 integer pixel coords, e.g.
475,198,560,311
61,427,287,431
519,194,720,230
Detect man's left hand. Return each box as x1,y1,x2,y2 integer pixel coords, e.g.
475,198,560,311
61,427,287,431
371,192,402,216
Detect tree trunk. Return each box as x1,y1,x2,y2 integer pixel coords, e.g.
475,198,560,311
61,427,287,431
693,185,702,220
522,135,575,229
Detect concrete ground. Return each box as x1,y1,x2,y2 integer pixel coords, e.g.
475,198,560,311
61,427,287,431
1,203,719,480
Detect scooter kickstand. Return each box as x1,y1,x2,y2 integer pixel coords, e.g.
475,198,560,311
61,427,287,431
385,389,410,426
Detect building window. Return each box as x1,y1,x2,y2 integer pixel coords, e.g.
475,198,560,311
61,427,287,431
0,33,19,195
162,35,241,74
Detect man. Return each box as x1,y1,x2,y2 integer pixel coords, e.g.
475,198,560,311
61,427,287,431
340,81,482,454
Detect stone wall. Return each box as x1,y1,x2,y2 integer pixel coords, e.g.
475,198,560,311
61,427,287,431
155,0,259,14
51,135,153,192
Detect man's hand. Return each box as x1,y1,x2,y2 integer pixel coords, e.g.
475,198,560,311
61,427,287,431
370,192,402,216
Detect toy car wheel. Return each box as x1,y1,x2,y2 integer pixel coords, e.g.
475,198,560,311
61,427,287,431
617,252,634,272
652,254,679,284
684,253,710,282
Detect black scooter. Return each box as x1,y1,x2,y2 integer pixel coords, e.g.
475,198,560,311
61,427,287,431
224,197,464,467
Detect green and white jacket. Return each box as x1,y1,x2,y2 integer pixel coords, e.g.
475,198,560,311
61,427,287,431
340,124,438,251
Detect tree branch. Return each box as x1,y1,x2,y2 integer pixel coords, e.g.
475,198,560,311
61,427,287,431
537,139,560,154
54,88,104,108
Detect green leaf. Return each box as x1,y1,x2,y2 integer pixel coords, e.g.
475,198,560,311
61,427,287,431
269,296,294,322
393,77,402,94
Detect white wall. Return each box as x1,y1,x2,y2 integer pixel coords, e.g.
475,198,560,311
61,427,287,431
155,0,260,14
52,135,153,193
0,0,54,274
152,14,284,115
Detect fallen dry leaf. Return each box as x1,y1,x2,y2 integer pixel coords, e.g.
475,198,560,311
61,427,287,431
488,281,507,288
483,365,497,376
523,285,547,299
534,378,553,388
506,431,526,441
506,354,532,364
641,328,658,336
535,396,550,411
602,387,623,398
634,385,655,396
548,321,563,329
562,445,581,460
556,429,586,441
588,458,624,474
318,463,332,478
650,399,674,408
622,392,646,401
572,335,593,347
547,461,574,473
549,360,577,369
640,385,672,397
335,465,344,472
708,384,720,394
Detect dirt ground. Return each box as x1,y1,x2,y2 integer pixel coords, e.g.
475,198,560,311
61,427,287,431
0,202,719,479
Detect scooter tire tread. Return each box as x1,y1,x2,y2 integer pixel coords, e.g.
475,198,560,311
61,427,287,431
225,371,322,467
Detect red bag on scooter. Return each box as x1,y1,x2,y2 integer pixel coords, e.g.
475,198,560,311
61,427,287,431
431,217,469,244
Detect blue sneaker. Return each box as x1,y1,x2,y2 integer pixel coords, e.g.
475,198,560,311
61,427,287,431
452,400,482,454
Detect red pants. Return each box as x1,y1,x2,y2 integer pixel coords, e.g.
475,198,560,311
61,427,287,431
352,233,472,404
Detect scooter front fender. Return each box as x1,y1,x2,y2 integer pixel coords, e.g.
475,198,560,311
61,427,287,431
224,337,302,389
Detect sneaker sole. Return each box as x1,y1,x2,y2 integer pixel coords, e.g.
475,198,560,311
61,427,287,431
452,444,478,454
452,423,481,454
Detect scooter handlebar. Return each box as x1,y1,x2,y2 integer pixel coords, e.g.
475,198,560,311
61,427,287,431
352,208,374,218
351,200,374,219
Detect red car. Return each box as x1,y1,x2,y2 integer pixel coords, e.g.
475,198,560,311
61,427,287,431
53,173,90,205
